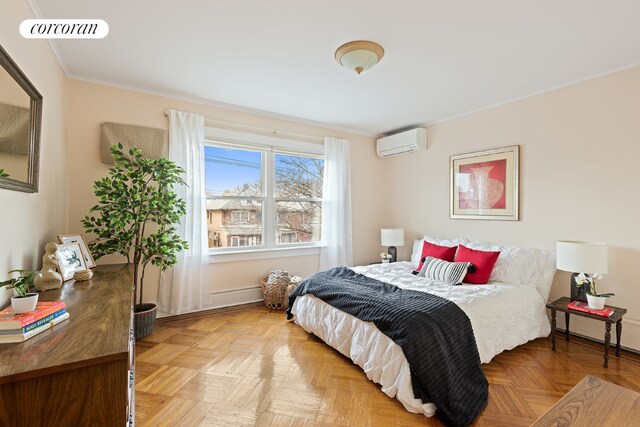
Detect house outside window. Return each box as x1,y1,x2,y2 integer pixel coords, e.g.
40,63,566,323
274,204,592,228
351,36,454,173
204,138,324,251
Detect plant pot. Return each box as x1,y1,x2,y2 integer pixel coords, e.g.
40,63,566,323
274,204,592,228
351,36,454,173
134,303,157,340
381,259,390,264
11,293,38,314
586,294,606,310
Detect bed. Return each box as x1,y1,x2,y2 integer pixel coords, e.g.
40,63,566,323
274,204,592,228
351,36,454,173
287,236,556,426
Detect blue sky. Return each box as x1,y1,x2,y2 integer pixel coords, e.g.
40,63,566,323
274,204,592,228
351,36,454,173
205,146,324,196
205,146,261,195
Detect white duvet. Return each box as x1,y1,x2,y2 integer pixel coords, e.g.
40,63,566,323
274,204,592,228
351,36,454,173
290,261,551,417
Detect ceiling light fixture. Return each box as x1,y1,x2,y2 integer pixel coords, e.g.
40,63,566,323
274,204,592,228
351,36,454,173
334,40,384,75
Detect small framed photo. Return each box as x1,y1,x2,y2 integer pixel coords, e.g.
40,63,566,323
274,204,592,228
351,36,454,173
57,234,96,268
56,242,88,281
450,145,519,221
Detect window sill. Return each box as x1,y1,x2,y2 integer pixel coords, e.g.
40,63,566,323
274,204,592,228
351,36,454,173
208,245,322,263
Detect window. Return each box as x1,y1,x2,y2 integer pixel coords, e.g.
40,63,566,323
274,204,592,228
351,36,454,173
205,146,263,249
274,153,322,245
231,210,249,224
205,142,324,251
230,235,261,247
277,231,297,244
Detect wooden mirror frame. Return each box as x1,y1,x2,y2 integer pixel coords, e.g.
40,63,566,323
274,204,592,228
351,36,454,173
0,44,43,193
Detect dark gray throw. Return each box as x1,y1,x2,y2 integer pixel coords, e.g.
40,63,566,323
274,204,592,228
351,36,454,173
286,267,488,427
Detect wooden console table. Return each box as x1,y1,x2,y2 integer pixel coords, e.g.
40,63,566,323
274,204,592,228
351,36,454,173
546,297,627,367
0,264,135,426
532,375,640,426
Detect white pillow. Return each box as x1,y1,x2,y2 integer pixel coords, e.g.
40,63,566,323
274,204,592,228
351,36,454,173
535,251,557,301
410,235,469,266
464,240,548,287
418,256,471,285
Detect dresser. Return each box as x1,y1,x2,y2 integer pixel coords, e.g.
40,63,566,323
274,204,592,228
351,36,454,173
0,264,135,426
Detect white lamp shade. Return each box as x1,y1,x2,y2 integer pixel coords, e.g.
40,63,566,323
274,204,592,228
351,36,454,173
381,228,404,247
556,241,608,274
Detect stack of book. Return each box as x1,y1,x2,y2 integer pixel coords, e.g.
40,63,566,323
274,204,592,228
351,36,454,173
567,300,614,318
0,301,69,343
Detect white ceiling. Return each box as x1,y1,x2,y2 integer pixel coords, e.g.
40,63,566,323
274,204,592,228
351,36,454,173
32,0,640,136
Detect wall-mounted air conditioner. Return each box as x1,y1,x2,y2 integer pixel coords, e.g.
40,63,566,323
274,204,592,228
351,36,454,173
376,127,427,158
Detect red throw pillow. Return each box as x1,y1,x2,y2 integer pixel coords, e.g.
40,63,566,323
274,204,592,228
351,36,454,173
416,241,458,271
454,245,500,284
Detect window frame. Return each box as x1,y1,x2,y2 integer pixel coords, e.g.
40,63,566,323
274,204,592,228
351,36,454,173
204,127,325,255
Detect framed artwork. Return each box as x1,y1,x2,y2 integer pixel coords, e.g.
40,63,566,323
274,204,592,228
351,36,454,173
56,242,88,281
57,234,96,268
450,145,519,220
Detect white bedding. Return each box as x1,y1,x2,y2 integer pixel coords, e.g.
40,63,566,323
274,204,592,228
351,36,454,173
291,261,551,417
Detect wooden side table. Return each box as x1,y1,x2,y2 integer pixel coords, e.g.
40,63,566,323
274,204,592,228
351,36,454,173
546,297,627,368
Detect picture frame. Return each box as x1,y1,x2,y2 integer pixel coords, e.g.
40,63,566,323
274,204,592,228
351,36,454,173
55,242,89,281
450,145,519,221
57,234,96,268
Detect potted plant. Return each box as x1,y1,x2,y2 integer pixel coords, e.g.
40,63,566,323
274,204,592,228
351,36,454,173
575,272,614,310
380,252,391,263
1,269,39,313
82,144,188,339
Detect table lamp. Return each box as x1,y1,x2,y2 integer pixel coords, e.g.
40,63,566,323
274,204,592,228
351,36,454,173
556,241,608,302
381,228,404,263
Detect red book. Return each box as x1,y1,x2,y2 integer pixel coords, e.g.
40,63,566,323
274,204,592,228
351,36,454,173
568,300,614,318
0,301,67,330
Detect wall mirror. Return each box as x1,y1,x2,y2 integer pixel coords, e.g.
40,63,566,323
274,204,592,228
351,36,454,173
0,44,42,193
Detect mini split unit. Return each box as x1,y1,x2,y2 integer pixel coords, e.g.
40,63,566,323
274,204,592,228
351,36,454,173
376,127,427,158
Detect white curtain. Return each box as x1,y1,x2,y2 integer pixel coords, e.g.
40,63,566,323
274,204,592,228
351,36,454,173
319,137,353,270
158,110,207,315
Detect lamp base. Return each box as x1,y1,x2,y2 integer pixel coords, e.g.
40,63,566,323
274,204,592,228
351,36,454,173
387,246,397,263
570,272,589,302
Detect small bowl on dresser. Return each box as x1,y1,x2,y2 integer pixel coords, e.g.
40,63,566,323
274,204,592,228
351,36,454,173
73,269,94,282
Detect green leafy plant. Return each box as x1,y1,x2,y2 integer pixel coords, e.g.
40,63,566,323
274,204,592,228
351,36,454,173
82,144,189,311
0,168,9,178
0,270,37,297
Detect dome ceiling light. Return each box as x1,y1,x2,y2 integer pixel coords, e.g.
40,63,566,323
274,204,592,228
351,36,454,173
334,40,384,75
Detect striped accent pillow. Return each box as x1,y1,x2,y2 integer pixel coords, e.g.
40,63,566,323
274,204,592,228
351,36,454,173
418,256,471,285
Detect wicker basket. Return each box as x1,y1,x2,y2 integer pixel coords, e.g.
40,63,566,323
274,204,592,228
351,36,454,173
73,269,94,281
260,276,300,310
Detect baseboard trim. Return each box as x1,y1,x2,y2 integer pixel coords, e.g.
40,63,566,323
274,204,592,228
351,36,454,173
554,328,640,359
154,301,266,325
156,285,264,320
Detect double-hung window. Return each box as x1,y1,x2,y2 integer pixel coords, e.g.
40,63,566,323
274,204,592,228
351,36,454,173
205,134,324,252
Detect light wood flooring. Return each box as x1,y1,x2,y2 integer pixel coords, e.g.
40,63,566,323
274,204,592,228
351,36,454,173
135,303,640,426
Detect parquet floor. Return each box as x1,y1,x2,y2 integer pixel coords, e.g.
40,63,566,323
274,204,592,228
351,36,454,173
135,303,640,426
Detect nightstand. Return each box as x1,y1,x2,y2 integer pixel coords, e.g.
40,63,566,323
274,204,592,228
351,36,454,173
546,296,627,367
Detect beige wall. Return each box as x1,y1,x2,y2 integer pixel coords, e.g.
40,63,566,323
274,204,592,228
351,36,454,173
0,2,69,306
66,79,383,306
382,66,640,350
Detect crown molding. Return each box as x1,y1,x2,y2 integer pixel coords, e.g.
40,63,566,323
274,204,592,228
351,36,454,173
426,62,640,128
67,73,376,138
